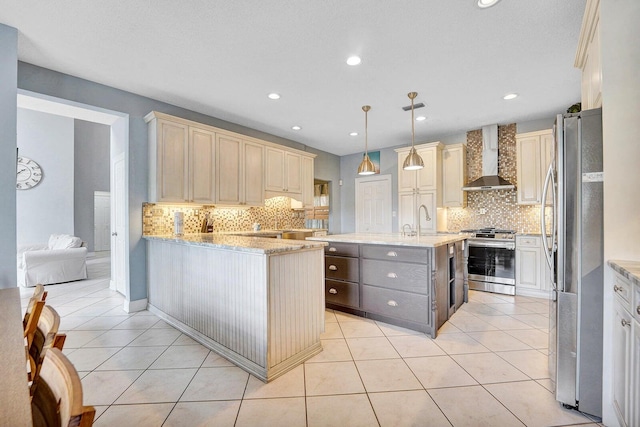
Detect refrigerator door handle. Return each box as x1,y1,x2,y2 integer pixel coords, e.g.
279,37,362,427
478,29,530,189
541,163,556,289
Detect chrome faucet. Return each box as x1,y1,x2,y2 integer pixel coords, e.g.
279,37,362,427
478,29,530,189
417,204,431,236
402,224,416,237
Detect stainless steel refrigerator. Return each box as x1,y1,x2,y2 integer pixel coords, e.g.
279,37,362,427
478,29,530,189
541,107,603,418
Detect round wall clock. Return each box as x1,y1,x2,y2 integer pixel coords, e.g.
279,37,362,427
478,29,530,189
16,156,43,190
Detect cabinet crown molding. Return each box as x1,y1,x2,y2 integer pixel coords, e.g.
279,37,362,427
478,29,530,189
394,141,443,154
574,0,600,69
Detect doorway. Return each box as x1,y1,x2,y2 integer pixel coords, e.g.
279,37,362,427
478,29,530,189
355,174,392,233
94,191,110,252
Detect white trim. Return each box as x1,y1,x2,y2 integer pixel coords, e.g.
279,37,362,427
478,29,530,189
125,298,148,313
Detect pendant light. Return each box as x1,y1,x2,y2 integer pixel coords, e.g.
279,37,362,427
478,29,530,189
402,92,425,171
357,105,376,175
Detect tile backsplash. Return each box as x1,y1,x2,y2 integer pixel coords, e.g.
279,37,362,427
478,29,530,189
143,197,305,235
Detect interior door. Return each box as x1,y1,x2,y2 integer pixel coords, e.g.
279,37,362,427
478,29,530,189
355,174,392,233
93,191,110,252
112,153,126,294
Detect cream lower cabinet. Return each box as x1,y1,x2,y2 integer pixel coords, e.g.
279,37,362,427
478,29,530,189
442,143,467,208
265,147,302,198
516,130,553,205
216,134,264,206
515,235,551,299
147,113,216,203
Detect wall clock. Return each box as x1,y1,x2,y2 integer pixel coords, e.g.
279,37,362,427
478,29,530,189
16,156,43,190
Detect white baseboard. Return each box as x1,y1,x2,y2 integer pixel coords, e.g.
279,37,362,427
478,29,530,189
124,298,148,313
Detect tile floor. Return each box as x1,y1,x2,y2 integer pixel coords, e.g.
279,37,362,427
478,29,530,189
21,253,604,427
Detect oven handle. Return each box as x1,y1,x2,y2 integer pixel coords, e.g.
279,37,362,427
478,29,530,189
467,240,515,250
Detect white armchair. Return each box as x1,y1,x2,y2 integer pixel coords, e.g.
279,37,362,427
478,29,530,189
17,234,88,287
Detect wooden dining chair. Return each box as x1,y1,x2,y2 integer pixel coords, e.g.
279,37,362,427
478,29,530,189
31,348,95,427
28,305,66,388
23,284,47,329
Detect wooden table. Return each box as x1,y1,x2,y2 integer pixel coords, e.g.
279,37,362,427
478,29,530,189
0,287,33,426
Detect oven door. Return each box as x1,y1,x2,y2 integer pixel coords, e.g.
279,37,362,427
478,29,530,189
467,240,515,285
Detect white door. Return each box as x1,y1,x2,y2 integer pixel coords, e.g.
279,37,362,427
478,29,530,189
112,153,126,294
94,191,111,252
355,174,392,233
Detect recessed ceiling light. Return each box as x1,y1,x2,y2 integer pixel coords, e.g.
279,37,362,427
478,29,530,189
416,116,427,122
350,132,359,136
291,125,301,131
503,93,518,100
477,0,501,8
346,56,361,66
268,93,280,100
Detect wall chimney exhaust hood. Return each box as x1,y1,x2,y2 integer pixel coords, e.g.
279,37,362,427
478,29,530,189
462,124,516,191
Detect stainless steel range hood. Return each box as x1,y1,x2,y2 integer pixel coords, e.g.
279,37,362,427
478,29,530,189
462,124,516,191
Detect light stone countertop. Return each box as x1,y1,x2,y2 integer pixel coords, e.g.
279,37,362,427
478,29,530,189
144,233,327,254
306,232,470,248
608,260,640,287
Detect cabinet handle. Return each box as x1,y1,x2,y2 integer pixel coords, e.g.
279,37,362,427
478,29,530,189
387,251,398,257
387,300,398,307
329,265,338,271
614,285,623,292
387,272,398,279
621,319,631,327
329,288,338,294
328,247,337,252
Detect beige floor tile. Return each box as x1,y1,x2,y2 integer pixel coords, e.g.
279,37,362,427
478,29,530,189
306,339,353,363
429,385,525,426
451,353,529,384
475,314,535,330
436,321,463,334
505,328,549,349
128,328,182,346
369,390,452,427
517,302,551,314
115,368,197,404
93,403,174,427
83,328,144,347
148,344,209,369
307,394,378,427
485,302,534,315
81,369,143,405
466,330,533,352
457,302,503,316
485,380,592,427
388,334,446,357
347,337,400,360
447,314,499,332
243,364,305,399
497,349,551,379
356,359,422,392
467,291,512,304
100,306,134,317
339,320,385,338
96,346,167,370
511,313,550,329
164,401,240,427
305,361,365,395
151,319,177,329
111,315,161,330
319,322,344,339
324,309,338,322
433,332,491,355
92,405,108,422
65,347,122,371
235,397,306,427
405,356,477,389
58,315,94,330
180,366,249,401
376,321,423,336
201,351,235,367
63,329,107,348
536,378,554,392
172,334,199,345
73,316,128,330
335,310,375,323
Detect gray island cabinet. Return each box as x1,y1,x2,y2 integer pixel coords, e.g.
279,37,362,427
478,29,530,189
144,234,327,382
308,233,468,338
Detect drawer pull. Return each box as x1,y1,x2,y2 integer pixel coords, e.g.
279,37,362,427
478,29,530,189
329,288,338,295
387,251,398,257
621,319,631,327
387,272,398,279
614,285,623,292
387,300,398,307
328,265,338,271
328,247,337,252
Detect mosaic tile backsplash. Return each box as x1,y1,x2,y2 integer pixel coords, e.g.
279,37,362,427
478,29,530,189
446,123,551,233
143,197,305,235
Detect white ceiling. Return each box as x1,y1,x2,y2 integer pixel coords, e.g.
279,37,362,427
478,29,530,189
0,1,585,156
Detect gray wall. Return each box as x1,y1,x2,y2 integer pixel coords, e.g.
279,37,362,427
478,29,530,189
0,24,17,288
17,62,340,301
74,119,110,251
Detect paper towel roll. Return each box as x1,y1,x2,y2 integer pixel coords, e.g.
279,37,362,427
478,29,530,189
174,212,184,236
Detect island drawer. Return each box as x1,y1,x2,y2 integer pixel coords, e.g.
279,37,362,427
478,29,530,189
325,256,360,282
362,245,430,264
362,285,429,325
361,259,429,294
325,279,359,308
325,242,359,257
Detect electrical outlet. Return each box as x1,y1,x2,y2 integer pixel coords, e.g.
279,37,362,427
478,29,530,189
479,208,487,215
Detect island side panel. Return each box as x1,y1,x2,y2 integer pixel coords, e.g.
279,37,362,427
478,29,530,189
267,247,325,376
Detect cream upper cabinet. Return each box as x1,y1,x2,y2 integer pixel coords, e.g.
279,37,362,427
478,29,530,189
576,0,602,110
215,134,264,206
265,147,304,197
147,114,216,203
396,142,443,195
516,129,553,205
442,143,467,208
301,156,314,208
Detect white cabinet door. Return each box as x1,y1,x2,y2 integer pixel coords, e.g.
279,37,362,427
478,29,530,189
415,191,436,234
398,191,416,231
541,133,554,205
516,246,540,290
416,146,440,191
265,147,285,192
285,151,302,194
189,127,216,204
516,135,542,204
243,141,264,206
613,297,632,427
216,134,242,205
301,156,314,207
632,319,640,427
157,119,189,202
442,144,467,207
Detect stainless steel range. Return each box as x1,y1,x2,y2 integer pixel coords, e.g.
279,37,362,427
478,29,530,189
463,227,516,295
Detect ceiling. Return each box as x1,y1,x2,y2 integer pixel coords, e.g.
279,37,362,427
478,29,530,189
0,1,585,156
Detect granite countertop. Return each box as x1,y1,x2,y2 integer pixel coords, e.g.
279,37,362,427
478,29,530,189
144,234,327,254
306,232,470,248
608,260,640,287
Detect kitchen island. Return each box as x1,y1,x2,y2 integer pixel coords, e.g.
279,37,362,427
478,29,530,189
144,234,327,382
307,233,469,338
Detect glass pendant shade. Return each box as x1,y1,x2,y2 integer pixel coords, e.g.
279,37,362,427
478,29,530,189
358,105,376,175
403,92,425,171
